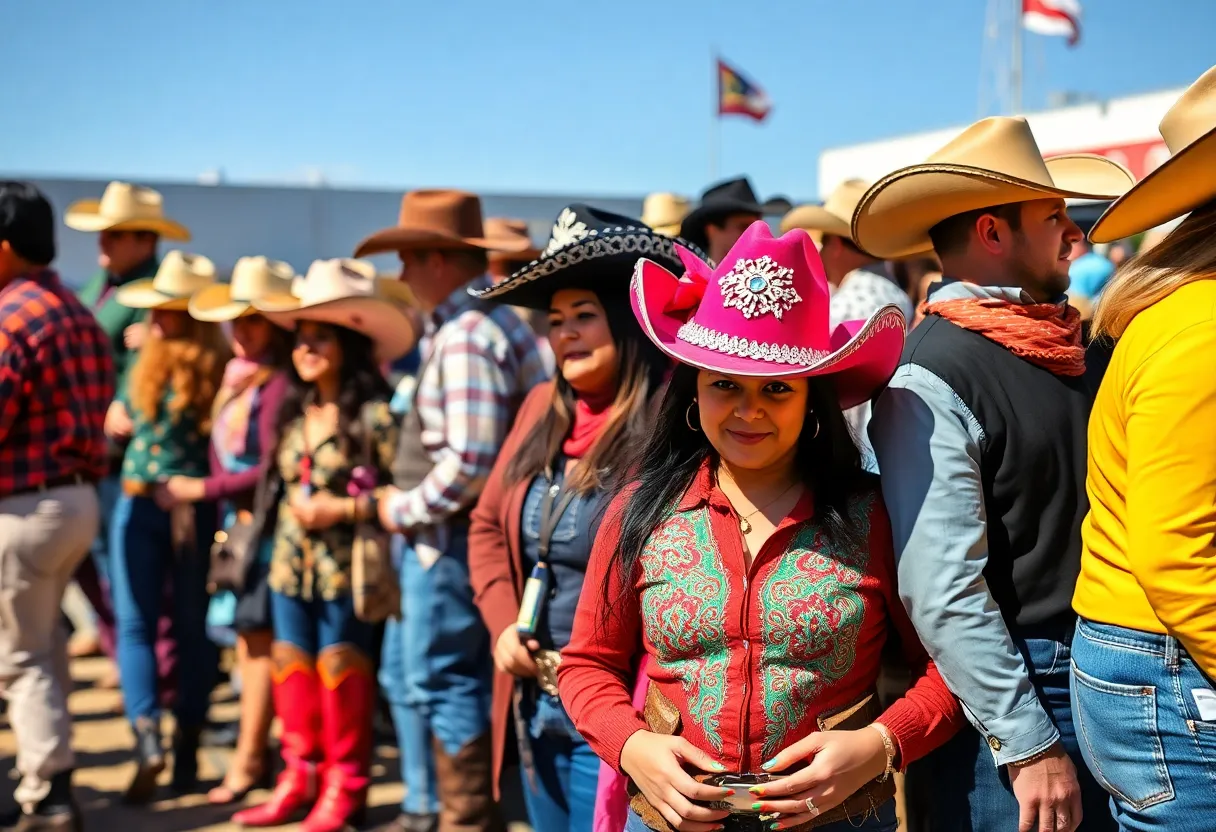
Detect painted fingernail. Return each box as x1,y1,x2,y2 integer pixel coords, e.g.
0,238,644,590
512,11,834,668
751,802,763,811
711,761,726,771
748,785,765,796
719,786,735,796
760,758,777,770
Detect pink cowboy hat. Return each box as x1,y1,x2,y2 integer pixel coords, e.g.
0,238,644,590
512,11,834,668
631,221,906,409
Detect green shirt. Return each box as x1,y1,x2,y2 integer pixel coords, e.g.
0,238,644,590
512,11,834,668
120,389,211,483
77,256,158,393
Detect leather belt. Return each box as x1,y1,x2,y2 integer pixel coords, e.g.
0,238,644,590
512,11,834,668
122,479,157,497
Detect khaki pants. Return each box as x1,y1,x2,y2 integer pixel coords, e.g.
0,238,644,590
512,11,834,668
0,484,99,808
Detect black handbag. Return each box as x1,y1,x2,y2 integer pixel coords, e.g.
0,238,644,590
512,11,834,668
207,468,280,596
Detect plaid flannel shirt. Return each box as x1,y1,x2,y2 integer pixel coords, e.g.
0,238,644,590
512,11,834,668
0,269,115,499
389,275,550,565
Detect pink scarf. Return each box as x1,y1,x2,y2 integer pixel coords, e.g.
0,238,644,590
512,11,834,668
211,357,271,459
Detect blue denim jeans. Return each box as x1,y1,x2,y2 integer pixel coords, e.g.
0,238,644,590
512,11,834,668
380,530,491,812
380,536,438,815
269,590,375,656
909,634,1117,831
89,475,121,585
518,689,599,832
1070,619,1216,830
109,495,216,727
624,800,897,832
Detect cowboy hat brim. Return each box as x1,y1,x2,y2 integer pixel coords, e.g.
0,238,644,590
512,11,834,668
64,200,192,241
852,154,1135,260
114,279,193,311
679,199,769,242
353,227,533,258
255,294,420,364
779,204,852,244
187,284,260,322
648,222,684,237
1089,127,1216,243
630,258,906,410
472,227,705,311
489,246,544,264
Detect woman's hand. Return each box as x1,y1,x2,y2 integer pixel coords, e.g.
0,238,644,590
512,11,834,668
749,727,888,827
124,321,149,350
619,731,732,832
493,627,539,678
153,476,206,510
104,400,133,440
290,491,349,531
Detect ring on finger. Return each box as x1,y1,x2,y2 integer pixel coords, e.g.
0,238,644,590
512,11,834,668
804,797,819,817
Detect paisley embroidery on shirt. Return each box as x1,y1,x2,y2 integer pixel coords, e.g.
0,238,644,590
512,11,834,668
758,492,874,759
640,507,731,752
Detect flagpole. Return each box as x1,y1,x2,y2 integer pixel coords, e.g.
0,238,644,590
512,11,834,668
710,48,720,180
1011,0,1023,113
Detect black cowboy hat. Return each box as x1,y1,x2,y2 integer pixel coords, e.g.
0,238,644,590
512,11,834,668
678,177,787,251
471,204,706,310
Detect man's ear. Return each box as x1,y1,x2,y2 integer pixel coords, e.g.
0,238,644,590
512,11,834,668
974,213,1005,256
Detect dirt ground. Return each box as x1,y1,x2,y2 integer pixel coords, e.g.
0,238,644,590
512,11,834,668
0,655,530,832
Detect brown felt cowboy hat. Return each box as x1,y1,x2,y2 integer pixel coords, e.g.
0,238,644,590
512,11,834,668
852,117,1135,260
254,258,420,363
1090,65,1216,243
353,190,533,257
65,181,191,241
188,256,297,322
115,250,217,310
780,179,872,246
483,217,542,264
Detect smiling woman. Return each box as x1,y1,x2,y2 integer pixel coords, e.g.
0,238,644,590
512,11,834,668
557,222,963,832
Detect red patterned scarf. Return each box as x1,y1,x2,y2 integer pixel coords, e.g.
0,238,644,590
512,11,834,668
922,296,1085,376
562,392,615,459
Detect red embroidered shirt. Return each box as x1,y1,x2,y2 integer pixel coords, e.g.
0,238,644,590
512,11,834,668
558,462,961,773
0,270,115,498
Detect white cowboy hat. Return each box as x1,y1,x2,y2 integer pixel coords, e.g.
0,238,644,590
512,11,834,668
254,258,420,362
1090,65,1216,243
641,193,692,237
780,179,872,246
852,117,1135,259
65,181,191,241
115,251,217,310
188,256,297,322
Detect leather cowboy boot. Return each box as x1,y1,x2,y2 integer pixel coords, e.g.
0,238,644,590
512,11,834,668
122,716,165,805
300,644,375,832
432,734,504,832
232,643,322,827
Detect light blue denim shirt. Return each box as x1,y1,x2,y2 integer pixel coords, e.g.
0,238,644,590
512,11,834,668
868,279,1061,767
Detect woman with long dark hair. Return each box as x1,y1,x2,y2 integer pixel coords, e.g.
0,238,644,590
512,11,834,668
154,256,295,805
558,223,961,832
466,206,698,832
231,259,417,832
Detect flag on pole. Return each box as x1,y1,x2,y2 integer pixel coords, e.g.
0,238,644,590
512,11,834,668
1023,0,1082,46
717,58,772,122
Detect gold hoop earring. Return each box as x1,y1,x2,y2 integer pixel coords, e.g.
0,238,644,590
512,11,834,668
685,400,700,432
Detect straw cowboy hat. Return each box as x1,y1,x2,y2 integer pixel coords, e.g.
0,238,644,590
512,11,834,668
483,217,542,264
851,117,1135,260
474,204,707,310
353,190,533,257
631,221,906,410
115,251,217,310
188,256,297,322
254,258,419,363
641,193,692,237
65,181,191,241
1090,65,1216,243
780,179,872,245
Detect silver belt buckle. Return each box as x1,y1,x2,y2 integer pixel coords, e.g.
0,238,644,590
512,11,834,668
534,649,562,697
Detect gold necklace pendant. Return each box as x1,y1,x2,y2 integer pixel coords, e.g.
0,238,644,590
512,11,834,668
740,517,753,534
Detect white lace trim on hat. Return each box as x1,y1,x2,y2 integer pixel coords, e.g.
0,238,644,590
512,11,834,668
676,320,830,366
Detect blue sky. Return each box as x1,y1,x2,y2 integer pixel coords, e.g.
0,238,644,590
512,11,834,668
0,0,1207,201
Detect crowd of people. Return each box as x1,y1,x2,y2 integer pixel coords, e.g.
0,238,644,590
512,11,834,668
1,63,1214,832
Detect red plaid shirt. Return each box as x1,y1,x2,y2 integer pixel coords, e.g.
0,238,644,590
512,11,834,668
0,269,114,498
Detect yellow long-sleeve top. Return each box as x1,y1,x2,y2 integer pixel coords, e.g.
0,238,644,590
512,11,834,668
1075,278,1216,680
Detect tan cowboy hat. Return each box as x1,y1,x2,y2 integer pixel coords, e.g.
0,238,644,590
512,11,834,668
641,193,691,237
1090,65,1216,243
353,190,533,257
852,117,1135,259
65,181,191,241
780,179,872,245
254,258,419,362
188,256,297,322
484,218,542,263
115,251,217,310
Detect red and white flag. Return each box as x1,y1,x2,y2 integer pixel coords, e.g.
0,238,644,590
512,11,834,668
1023,0,1082,46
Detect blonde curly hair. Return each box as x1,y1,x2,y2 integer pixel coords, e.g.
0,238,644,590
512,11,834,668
128,314,232,434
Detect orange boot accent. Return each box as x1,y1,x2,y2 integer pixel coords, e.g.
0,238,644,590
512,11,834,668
233,642,322,828
300,644,375,832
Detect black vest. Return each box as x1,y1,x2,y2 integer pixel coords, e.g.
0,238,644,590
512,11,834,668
896,315,1091,637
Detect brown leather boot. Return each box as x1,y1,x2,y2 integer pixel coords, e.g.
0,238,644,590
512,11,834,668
432,734,504,832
